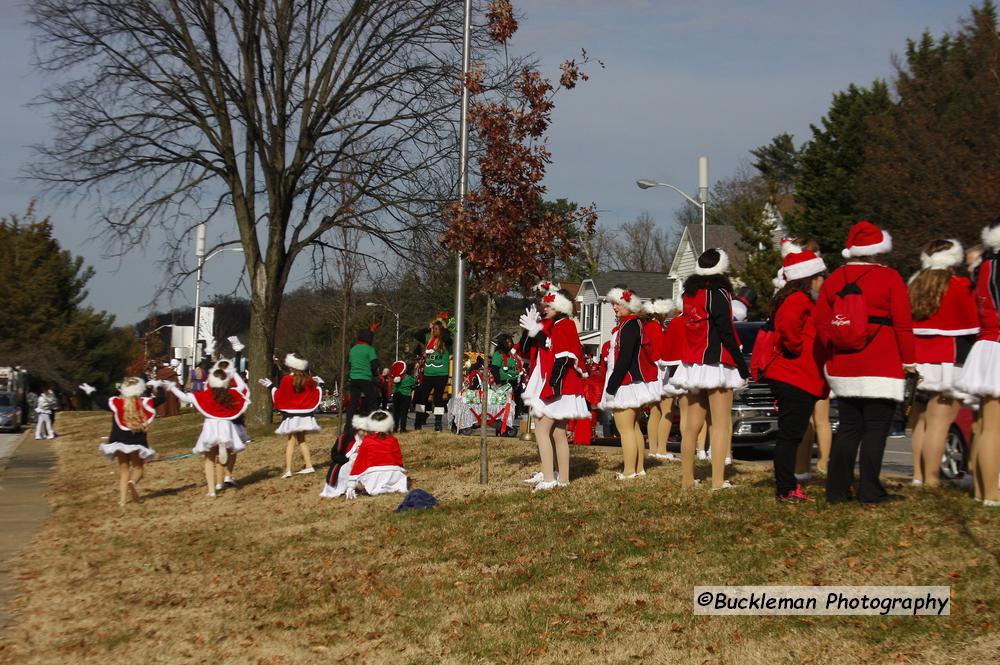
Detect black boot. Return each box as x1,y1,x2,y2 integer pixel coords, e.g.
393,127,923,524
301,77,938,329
434,415,443,432
414,412,427,430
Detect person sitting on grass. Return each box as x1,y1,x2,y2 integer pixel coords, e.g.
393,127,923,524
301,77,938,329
320,415,367,498
345,410,408,499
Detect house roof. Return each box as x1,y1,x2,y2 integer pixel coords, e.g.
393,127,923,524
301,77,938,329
679,223,745,270
588,271,674,300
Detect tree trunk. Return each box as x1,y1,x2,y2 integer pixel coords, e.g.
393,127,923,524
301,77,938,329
479,297,492,484
246,271,281,427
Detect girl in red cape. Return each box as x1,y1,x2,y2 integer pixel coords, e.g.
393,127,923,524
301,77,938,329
345,410,408,498
168,369,249,498
83,377,165,508
261,353,321,478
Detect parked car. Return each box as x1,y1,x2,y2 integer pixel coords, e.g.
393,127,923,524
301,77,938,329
940,405,974,480
0,392,22,432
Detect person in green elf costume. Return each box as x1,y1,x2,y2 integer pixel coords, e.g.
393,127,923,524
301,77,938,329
412,316,453,431
490,332,523,430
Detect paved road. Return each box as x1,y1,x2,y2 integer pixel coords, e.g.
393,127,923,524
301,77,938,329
0,431,55,629
729,435,916,478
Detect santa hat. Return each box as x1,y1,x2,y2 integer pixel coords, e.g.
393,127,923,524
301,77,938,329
207,371,230,389
982,221,1000,252
782,249,827,281
606,287,641,313
648,298,674,315
772,267,787,290
365,410,395,433
533,279,561,294
541,290,574,316
284,353,308,371
780,238,804,258
352,414,371,431
119,378,146,398
842,220,892,259
694,248,730,276
920,239,964,270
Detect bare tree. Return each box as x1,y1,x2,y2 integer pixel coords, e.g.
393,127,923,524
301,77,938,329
27,0,516,424
605,212,675,273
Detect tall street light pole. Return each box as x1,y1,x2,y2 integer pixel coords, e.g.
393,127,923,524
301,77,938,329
453,0,473,393
637,156,710,252
365,302,400,361
190,227,245,379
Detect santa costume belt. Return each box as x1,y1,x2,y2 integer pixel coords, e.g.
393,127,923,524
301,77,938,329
869,316,892,326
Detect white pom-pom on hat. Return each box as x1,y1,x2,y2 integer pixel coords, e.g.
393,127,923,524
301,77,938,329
606,287,642,313
119,378,146,398
920,239,964,270
772,267,787,291
842,220,892,259
694,249,730,276
207,372,230,389
650,298,674,315
365,410,395,433
284,353,308,371
982,222,1000,252
540,290,574,316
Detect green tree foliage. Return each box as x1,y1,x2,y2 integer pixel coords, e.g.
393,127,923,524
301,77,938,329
750,133,801,196
859,1,1000,271
785,82,894,256
0,205,138,390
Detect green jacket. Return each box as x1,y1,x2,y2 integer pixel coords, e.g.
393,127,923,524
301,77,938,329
395,374,417,397
491,351,519,382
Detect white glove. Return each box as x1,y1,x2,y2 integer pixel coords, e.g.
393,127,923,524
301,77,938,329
313,375,324,385
257,378,273,388
519,307,543,337
228,336,244,352
78,383,96,395
393,377,401,383
346,481,357,500
203,338,216,356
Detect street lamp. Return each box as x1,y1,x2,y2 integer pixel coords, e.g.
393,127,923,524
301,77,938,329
637,156,709,252
191,223,244,369
366,302,400,361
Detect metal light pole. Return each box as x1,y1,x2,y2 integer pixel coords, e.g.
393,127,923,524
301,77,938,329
636,155,710,252
365,302,400,361
191,224,206,383
453,0,473,394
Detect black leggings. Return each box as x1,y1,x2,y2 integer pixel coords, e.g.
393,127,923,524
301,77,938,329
414,375,448,428
826,397,895,503
769,380,818,496
392,393,412,431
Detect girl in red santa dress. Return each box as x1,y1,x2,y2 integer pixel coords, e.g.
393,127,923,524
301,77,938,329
167,370,250,498
261,353,321,478
86,377,165,507
208,357,250,491
519,288,590,491
599,287,661,480
669,249,750,490
907,239,979,488
344,410,408,499
815,220,917,504
646,298,680,461
956,218,1000,506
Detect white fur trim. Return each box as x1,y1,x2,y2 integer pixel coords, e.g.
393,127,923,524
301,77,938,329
825,373,904,401
780,239,803,258
284,353,308,371
694,249,730,276
533,280,561,294
772,267,787,290
912,326,980,337
920,240,963,270
606,287,642,313
842,230,892,259
731,300,748,322
365,410,395,433
650,298,674,315
119,379,145,397
207,373,229,389
982,224,1000,252
541,291,574,316
782,256,827,281
352,414,371,431
211,359,235,375
433,406,445,416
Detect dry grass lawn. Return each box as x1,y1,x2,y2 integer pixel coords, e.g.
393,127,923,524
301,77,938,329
0,411,998,664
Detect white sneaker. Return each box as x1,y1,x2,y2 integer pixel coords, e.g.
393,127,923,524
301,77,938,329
725,456,733,466
984,499,1000,507
297,467,315,475
794,472,813,482
532,480,559,492
712,480,735,491
205,492,217,498
522,471,544,485
224,477,238,487
215,483,224,492
663,453,678,461
635,470,647,477
696,450,709,461
615,472,638,481
910,479,923,486
281,470,293,479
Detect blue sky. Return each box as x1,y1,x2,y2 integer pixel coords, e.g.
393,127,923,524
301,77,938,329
0,0,975,324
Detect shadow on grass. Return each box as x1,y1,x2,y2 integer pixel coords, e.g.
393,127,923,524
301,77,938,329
142,482,199,499
503,453,602,480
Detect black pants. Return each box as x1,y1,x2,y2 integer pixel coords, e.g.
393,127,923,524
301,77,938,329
414,375,448,430
769,380,818,496
392,393,412,432
826,397,895,503
345,379,379,426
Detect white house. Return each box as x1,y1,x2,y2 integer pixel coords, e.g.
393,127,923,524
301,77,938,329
575,271,675,356
666,223,745,302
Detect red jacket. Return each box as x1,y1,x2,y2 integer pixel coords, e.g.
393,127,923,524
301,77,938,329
642,319,663,369
681,288,749,377
913,275,979,364
766,291,828,397
272,374,322,414
659,314,685,365
815,263,916,400
974,257,1000,343
531,316,587,401
606,315,658,393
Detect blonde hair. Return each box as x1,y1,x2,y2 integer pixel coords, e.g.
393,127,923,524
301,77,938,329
120,378,149,432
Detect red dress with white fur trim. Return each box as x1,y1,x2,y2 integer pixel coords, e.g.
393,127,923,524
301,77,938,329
912,275,978,395
272,374,323,434
957,256,1000,397
815,263,916,401
521,316,590,420
599,315,660,409
669,288,749,392
349,433,408,496
98,396,161,461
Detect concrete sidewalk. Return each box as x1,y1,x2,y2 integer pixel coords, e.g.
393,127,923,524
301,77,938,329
0,433,55,629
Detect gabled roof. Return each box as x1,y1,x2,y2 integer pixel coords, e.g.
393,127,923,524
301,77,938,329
674,223,746,272
589,271,674,300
